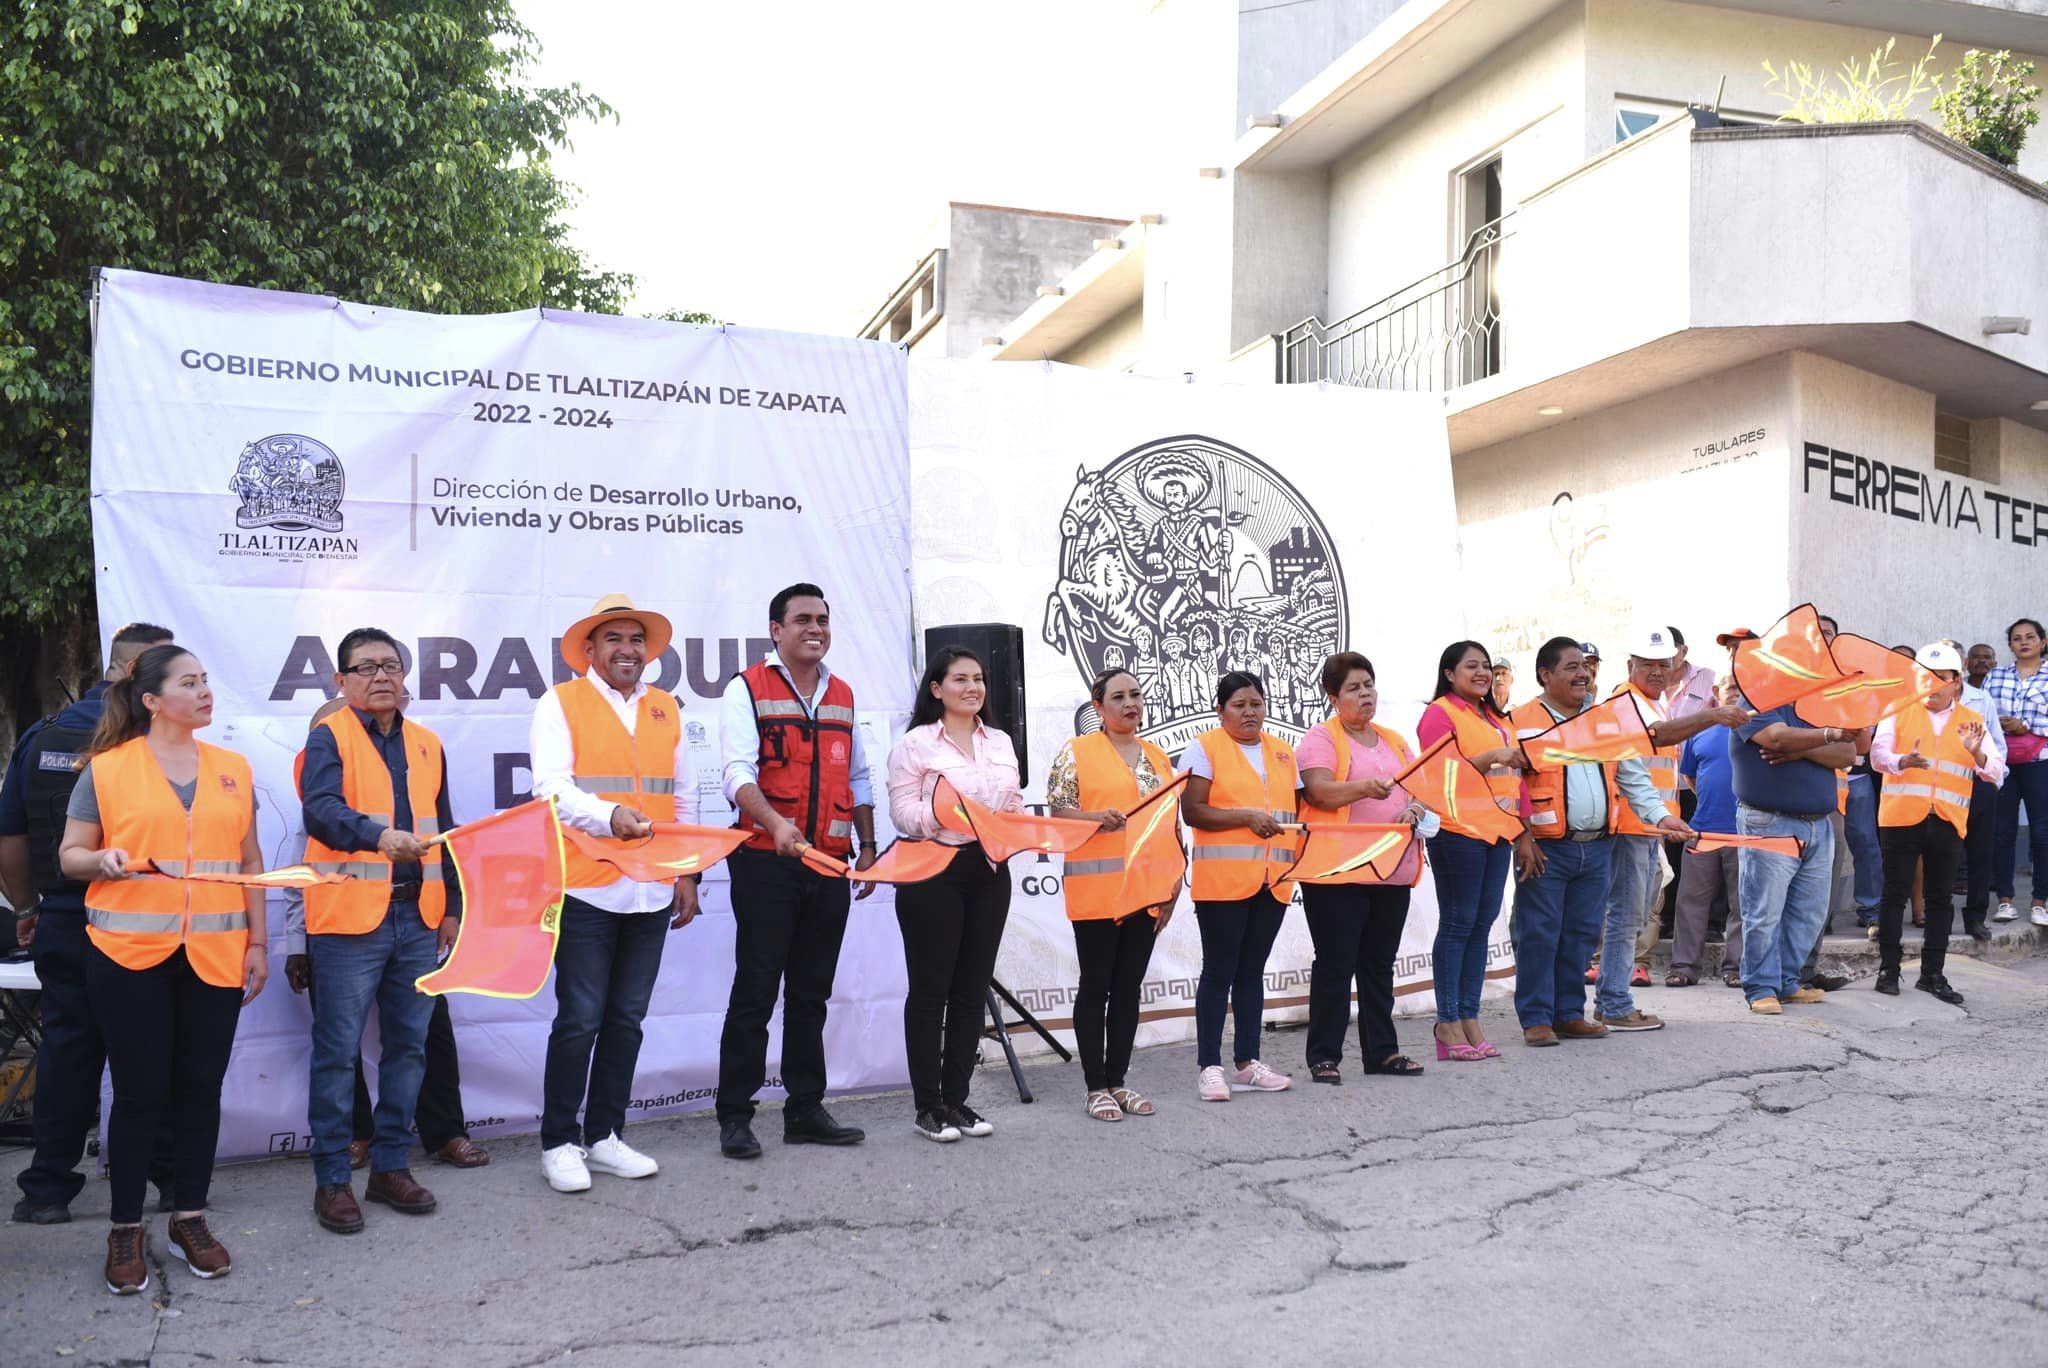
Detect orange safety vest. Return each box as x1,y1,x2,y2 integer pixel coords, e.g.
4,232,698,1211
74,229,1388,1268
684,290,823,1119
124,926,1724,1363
1877,703,1981,837
1297,717,1421,885
1510,698,1606,839
1607,682,1678,838
554,679,682,888
1189,729,1298,905
84,737,254,989
1422,697,1521,842
1061,731,1180,920
302,708,449,934
733,661,858,857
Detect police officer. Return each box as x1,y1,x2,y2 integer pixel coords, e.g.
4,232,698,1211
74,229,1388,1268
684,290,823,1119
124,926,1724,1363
3,623,178,1224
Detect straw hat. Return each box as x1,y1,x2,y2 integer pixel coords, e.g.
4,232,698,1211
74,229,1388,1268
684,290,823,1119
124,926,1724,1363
560,594,673,674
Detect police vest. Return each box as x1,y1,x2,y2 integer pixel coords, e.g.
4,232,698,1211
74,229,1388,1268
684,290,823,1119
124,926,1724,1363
301,709,449,934
21,713,96,904
554,679,682,889
1421,697,1521,842
1062,730,1180,920
1608,683,1679,838
84,737,254,989
733,661,857,857
1877,704,1981,838
1189,729,1298,905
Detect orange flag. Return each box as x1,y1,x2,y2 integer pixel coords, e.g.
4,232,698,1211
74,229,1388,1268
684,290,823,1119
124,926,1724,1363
1286,823,1414,885
1114,773,1189,915
563,822,749,883
1396,736,1524,843
1794,634,1943,731
1732,605,1842,711
138,862,345,889
1517,693,1653,771
416,799,566,1000
797,839,961,885
931,775,1100,863
1692,832,1803,859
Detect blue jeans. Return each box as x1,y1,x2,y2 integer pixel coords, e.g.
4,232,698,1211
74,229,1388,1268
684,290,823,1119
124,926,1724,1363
308,901,438,1186
1596,837,1659,1019
1735,805,1835,1003
1511,835,1613,1028
1844,773,1883,916
1193,893,1288,1069
1427,832,1510,1022
1993,759,2048,902
542,899,669,1149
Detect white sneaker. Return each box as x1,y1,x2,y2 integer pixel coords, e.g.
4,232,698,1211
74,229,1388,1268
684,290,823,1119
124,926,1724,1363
1995,901,2019,922
541,1143,590,1193
585,1132,659,1179
2032,905,2048,927
1197,1066,1231,1102
1228,1059,1293,1092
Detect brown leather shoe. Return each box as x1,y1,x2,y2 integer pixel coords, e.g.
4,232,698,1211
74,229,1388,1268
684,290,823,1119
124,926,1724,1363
365,1168,437,1215
1555,1019,1610,1039
433,1136,491,1168
1595,1009,1665,1032
347,1139,370,1171
168,1214,231,1279
104,1224,149,1296
314,1183,365,1234
1523,1025,1560,1047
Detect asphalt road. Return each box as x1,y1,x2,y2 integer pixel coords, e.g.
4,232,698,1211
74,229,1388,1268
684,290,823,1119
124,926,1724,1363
5,952,2047,1367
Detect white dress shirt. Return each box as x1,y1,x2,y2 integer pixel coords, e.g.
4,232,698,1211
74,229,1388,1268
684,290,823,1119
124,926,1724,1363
717,651,873,808
530,668,696,914
1872,702,2007,786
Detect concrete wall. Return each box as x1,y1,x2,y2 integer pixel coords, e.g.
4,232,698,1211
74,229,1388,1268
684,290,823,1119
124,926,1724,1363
944,207,1121,360
1453,353,1796,688
1051,301,1144,372
1786,351,2048,648
1324,1,1586,326
1230,168,1332,350
1236,0,1408,136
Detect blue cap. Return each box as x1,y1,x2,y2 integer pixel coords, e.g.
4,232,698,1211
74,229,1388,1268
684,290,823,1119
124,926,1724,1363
1579,641,1601,659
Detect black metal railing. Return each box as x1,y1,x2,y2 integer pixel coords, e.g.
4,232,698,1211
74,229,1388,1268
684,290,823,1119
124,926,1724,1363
1280,214,1513,390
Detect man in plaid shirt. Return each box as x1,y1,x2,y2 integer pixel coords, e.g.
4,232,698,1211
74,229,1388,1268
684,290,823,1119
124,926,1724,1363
1983,617,2048,925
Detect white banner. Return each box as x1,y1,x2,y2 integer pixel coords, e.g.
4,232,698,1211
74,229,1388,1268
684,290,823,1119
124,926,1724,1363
90,269,913,1160
909,360,1511,1065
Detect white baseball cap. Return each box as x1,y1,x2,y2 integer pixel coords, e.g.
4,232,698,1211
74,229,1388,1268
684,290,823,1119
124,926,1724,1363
1914,642,1963,674
1625,626,1678,661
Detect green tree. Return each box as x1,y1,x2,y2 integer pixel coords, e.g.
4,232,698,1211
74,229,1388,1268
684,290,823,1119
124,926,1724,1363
1933,48,2042,168
0,0,629,741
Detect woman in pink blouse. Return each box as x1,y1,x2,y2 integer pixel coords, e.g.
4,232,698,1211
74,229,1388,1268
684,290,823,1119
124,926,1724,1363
885,646,1025,1144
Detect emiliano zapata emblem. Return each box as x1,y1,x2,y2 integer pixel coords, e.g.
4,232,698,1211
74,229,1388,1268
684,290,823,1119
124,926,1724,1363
1043,435,1346,752
229,434,346,533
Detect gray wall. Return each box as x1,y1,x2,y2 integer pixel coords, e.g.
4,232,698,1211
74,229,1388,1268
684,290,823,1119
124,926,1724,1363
943,206,1120,358
1237,0,1407,135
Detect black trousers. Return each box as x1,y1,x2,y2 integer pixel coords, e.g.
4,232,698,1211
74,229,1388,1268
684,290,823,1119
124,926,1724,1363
14,907,173,1211
1961,778,1997,927
1302,883,1411,1068
84,945,241,1224
894,844,1009,1115
716,845,852,1123
1070,912,1158,1091
1878,815,1962,978
311,970,468,1151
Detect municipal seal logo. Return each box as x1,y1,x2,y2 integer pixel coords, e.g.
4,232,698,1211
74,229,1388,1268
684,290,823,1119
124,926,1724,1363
229,434,345,533
1043,435,1346,753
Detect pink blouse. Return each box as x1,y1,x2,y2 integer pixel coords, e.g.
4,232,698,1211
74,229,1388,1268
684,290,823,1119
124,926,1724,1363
886,721,1025,845
1295,721,1425,883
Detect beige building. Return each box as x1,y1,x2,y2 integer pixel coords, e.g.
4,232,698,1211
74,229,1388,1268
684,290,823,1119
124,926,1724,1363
883,0,2048,668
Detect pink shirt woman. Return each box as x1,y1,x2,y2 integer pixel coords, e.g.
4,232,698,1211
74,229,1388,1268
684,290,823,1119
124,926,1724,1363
886,720,1024,845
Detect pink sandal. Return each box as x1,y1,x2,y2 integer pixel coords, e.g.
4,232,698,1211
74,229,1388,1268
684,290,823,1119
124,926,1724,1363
1434,1037,1486,1063
1472,1041,1502,1059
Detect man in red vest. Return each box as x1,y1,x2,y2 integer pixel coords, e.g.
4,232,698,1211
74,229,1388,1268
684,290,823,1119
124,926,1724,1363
713,583,876,1159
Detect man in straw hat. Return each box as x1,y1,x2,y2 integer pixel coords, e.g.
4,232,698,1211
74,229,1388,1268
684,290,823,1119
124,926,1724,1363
530,594,700,1194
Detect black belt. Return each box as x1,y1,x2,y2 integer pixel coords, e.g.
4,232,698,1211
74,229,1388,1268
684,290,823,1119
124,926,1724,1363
1562,830,1608,843
389,880,423,903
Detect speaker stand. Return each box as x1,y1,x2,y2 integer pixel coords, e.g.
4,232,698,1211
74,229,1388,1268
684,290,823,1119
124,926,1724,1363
982,977,1071,1103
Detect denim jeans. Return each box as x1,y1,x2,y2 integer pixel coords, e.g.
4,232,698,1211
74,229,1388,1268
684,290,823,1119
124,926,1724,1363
308,900,439,1186
1192,892,1288,1069
1426,832,1510,1022
1735,804,1835,1003
1993,759,2048,902
1844,773,1883,916
1510,836,1613,1029
1596,836,1659,1019
542,899,670,1149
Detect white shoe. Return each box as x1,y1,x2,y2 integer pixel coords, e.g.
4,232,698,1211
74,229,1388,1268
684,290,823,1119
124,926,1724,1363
2032,905,2048,927
585,1132,659,1179
542,1143,590,1193
1229,1059,1293,1092
1994,902,2019,922
1197,1066,1231,1102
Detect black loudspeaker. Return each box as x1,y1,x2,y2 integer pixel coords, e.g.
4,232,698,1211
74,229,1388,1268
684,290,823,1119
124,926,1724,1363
922,622,1029,785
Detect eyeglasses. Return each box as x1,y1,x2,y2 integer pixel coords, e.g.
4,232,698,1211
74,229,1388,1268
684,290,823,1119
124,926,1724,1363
342,661,405,678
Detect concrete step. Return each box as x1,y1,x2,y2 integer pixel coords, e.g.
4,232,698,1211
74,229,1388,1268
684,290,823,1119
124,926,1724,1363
1644,920,2046,981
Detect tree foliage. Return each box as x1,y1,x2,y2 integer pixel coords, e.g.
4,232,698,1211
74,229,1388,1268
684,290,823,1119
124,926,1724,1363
0,0,632,636
1933,48,2042,168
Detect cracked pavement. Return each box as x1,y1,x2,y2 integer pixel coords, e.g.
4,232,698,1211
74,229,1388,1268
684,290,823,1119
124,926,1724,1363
6,952,2048,1367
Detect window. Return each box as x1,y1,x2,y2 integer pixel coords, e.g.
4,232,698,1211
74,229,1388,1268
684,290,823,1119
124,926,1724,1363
1615,108,1662,143
1615,97,1767,143
1934,411,1974,476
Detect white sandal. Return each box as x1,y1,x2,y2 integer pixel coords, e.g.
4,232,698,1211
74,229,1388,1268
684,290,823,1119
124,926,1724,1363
1086,1089,1124,1122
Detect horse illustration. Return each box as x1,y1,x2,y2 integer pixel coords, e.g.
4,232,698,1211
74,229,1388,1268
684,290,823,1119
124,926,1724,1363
1042,464,1149,661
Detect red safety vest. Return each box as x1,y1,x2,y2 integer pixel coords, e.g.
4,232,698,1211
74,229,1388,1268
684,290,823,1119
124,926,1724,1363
734,661,858,857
